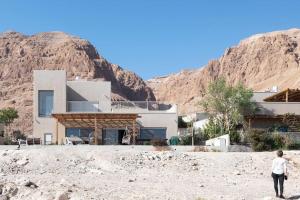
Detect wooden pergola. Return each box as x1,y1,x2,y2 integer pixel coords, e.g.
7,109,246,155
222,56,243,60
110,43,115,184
52,113,140,145
264,88,300,102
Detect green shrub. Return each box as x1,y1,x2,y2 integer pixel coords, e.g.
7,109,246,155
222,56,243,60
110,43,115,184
3,136,13,145
249,130,274,151
202,117,223,139
249,130,286,151
272,133,285,149
285,141,300,150
143,141,151,145
229,131,241,144
150,139,168,146
12,130,26,140
284,136,300,150
179,134,204,145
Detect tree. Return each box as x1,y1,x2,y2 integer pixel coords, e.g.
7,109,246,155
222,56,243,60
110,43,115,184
200,78,257,139
0,107,19,137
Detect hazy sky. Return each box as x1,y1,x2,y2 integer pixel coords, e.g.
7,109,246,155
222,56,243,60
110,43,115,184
1,0,300,79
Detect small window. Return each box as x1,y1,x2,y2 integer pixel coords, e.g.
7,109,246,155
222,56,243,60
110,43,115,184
140,128,167,140
38,90,54,117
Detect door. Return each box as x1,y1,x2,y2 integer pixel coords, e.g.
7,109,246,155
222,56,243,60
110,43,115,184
44,133,52,145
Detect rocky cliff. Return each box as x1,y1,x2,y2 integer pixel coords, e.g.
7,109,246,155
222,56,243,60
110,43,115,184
147,28,300,114
0,31,155,134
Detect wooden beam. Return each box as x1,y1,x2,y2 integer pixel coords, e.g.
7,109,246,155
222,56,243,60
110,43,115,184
248,118,251,129
94,117,98,145
56,119,58,145
132,119,136,144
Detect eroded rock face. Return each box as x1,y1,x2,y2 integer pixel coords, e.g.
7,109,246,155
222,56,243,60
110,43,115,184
0,31,155,134
147,28,300,114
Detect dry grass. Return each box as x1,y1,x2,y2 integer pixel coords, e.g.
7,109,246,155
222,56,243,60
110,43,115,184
192,146,209,152
153,146,172,151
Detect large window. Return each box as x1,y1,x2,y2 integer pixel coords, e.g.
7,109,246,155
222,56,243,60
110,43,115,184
140,128,167,140
66,128,94,143
38,90,54,117
66,128,93,138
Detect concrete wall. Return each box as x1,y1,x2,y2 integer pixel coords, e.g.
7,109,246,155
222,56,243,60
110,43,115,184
33,70,67,144
256,102,300,115
67,81,111,112
205,134,230,148
252,92,277,102
137,112,178,139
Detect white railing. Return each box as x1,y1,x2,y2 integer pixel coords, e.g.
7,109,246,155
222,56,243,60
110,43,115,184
67,101,176,113
68,101,99,112
111,101,174,112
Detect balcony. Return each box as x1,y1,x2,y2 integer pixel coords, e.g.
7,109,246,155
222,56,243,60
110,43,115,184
67,101,177,113
256,102,300,115
67,101,100,112
111,101,176,113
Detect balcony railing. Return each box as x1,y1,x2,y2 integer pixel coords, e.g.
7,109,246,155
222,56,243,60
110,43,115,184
111,101,175,112
67,101,177,113
256,102,300,115
68,101,99,112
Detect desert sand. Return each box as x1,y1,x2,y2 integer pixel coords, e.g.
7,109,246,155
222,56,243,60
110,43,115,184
0,146,299,200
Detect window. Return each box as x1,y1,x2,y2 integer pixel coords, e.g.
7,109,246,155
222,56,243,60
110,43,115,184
140,128,167,140
38,90,54,117
66,128,93,138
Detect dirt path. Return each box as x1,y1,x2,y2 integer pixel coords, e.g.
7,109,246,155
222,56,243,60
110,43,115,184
0,146,299,200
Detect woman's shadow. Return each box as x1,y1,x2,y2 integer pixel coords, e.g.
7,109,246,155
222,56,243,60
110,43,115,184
288,195,300,199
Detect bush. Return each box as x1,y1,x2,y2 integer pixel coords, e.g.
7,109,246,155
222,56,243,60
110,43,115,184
202,118,223,139
143,141,151,145
272,133,285,149
179,134,205,145
12,130,26,140
150,139,168,146
249,130,285,151
3,136,13,145
285,141,300,150
284,137,300,150
229,131,241,144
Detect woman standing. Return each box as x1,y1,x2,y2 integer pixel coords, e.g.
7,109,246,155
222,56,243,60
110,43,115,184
272,150,288,199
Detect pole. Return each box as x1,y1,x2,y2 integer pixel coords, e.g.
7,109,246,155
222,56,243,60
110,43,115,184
191,122,194,146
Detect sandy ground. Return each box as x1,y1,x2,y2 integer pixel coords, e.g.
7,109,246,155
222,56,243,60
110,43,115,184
0,145,299,200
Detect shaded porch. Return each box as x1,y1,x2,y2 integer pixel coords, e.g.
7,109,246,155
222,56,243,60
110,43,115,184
246,114,300,132
52,113,140,145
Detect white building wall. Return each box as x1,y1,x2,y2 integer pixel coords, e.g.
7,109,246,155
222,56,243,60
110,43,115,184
138,112,178,139
67,81,111,112
33,70,67,143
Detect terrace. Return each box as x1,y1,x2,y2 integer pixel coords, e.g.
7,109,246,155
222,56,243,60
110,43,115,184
67,101,177,113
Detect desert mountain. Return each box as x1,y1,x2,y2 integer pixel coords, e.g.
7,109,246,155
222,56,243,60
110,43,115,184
147,28,300,114
0,31,155,134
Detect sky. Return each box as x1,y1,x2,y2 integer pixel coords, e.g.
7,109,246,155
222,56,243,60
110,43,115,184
1,0,300,80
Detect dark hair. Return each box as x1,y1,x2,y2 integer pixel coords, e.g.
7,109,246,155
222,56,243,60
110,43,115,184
277,150,283,157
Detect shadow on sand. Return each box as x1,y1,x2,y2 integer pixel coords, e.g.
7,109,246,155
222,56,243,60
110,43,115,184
288,195,300,200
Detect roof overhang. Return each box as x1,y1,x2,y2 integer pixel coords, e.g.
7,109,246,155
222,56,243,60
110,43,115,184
264,88,300,102
52,113,140,128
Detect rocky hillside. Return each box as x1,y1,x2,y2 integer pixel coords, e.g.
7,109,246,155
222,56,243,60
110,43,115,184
147,28,300,114
0,31,155,134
